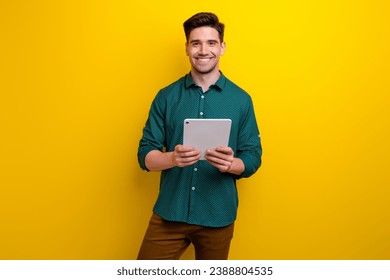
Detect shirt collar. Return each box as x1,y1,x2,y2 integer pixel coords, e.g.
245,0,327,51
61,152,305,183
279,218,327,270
185,71,226,92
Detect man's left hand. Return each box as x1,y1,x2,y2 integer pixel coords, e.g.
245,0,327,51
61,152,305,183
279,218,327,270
205,146,234,173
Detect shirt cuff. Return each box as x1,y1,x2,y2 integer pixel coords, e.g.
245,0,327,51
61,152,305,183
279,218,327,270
236,153,261,179
138,148,156,171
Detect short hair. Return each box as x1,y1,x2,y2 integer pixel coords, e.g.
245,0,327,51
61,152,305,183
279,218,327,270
183,12,225,43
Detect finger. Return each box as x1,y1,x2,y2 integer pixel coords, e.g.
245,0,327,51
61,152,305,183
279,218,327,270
205,154,232,166
178,154,201,163
206,149,232,161
176,145,196,152
176,156,201,167
206,158,232,172
176,149,201,158
215,146,233,155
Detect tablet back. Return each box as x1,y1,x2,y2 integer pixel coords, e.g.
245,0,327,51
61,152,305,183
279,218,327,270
183,118,232,160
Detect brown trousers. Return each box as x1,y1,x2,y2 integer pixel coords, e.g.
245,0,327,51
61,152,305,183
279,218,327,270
137,213,234,260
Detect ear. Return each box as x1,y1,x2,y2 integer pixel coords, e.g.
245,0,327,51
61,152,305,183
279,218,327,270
185,42,189,56
220,42,226,55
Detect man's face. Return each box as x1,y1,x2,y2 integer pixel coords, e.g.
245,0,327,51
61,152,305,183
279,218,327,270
186,26,226,75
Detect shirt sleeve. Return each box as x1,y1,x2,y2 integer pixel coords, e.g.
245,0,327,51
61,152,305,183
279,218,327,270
137,92,166,171
235,96,262,179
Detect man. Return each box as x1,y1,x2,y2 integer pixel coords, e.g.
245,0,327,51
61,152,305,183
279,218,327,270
137,12,262,260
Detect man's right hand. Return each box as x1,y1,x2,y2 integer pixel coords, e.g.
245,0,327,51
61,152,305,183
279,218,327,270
172,145,201,167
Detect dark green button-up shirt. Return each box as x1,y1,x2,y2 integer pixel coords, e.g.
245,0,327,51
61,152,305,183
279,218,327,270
138,73,262,227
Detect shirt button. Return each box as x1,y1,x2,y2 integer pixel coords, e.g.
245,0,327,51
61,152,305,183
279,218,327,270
200,112,203,116
194,168,197,171
201,95,205,99
192,187,195,191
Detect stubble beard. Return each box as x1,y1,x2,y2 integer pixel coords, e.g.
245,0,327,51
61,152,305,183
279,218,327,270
192,60,219,75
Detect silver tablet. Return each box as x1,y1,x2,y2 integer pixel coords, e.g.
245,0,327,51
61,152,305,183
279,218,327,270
183,118,232,160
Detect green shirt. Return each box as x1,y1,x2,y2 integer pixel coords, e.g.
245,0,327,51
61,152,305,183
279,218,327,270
138,73,262,227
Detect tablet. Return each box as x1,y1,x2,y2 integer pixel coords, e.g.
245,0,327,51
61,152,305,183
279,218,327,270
183,118,232,160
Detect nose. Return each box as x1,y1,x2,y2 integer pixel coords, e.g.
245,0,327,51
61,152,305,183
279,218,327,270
199,43,208,55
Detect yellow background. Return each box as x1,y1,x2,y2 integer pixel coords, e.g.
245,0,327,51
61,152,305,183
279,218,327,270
1,0,389,259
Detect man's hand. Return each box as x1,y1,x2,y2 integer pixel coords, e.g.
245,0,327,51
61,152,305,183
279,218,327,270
204,146,234,172
172,145,201,167
205,146,245,175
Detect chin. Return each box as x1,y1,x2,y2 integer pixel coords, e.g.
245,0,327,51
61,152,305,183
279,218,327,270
193,65,217,75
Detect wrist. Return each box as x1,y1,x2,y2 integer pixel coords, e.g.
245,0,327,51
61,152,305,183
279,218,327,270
170,151,177,167
228,157,245,175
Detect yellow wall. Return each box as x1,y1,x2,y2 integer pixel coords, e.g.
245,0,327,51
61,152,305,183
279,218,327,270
1,0,389,259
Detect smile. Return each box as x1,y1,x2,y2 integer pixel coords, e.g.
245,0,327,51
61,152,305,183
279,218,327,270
196,57,213,62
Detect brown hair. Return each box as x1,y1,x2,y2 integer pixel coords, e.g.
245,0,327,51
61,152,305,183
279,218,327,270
183,12,225,42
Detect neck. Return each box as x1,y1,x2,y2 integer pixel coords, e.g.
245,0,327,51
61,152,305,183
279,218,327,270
191,69,221,92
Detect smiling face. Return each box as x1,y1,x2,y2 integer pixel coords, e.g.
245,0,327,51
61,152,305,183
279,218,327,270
186,26,226,76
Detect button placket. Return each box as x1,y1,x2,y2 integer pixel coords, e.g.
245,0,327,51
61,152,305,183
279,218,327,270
191,166,198,191
199,90,205,118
